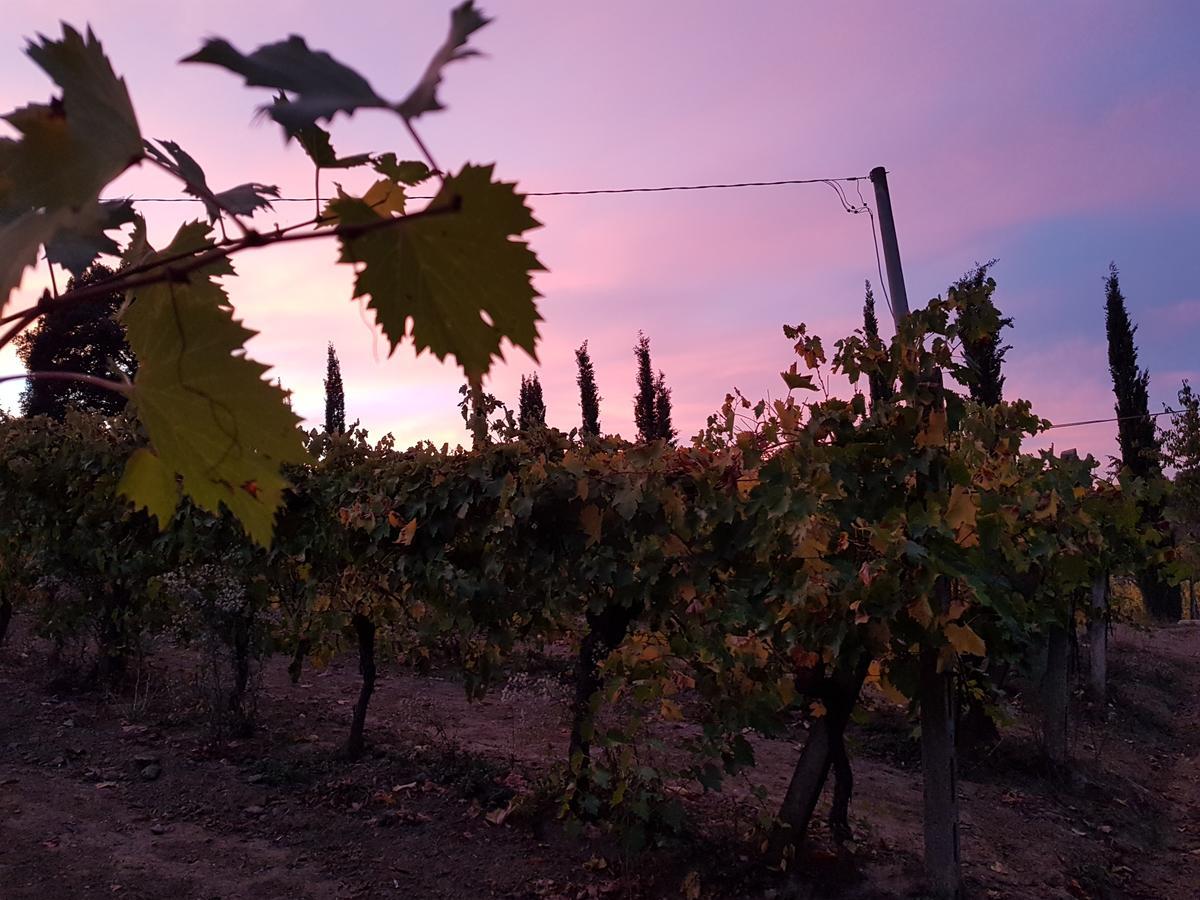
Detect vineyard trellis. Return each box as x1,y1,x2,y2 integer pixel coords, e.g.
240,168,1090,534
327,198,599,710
0,5,1193,898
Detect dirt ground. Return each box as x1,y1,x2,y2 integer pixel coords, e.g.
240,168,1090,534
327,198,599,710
1,623,1198,899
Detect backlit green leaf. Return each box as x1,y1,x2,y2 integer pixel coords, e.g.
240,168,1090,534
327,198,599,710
330,163,544,379
0,25,141,307
121,221,309,545
45,199,137,277
370,154,433,185
118,447,179,528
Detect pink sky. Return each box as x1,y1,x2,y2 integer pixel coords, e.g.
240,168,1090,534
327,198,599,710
2,1,1197,462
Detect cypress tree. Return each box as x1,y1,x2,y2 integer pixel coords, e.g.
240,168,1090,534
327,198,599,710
1104,263,1177,619
653,370,677,445
862,280,892,408
953,261,1010,406
16,264,136,419
575,340,602,437
633,332,657,443
518,373,546,431
324,342,346,434
1105,264,1159,478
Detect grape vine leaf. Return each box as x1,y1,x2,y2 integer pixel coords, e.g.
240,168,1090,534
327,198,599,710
119,220,309,545
16,26,142,209
183,35,390,131
329,163,544,378
0,210,60,307
185,3,489,132
272,94,372,170
0,26,141,307
144,139,279,223
944,622,986,657
371,154,433,185
118,447,180,527
45,199,137,277
397,2,491,120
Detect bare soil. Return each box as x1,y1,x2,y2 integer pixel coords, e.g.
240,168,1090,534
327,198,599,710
1,624,1198,899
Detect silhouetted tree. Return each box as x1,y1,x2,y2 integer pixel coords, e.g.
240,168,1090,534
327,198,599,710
862,280,892,409
952,261,1010,406
653,370,676,444
518,373,546,431
633,332,657,443
16,264,135,419
1165,381,1200,617
575,340,602,437
324,342,346,434
1105,263,1176,619
1105,264,1160,478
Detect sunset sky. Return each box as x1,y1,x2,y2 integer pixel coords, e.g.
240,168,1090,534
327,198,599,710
2,1,1197,464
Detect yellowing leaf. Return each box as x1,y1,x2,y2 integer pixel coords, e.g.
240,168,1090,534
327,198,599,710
945,485,976,530
394,518,418,546
579,503,601,546
1033,490,1060,521
916,408,947,448
661,533,688,558
360,177,407,217
121,221,309,546
659,698,683,721
908,595,934,628
332,163,545,379
944,622,987,657
878,676,909,707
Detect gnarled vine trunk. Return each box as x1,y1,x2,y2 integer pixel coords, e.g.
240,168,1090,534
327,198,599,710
568,603,637,803
0,591,12,646
771,657,869,862
920,578,961,899
228,615,254,737
1087,576,1108,705
95,589,132,683
288,637,310,685
346,613,376,760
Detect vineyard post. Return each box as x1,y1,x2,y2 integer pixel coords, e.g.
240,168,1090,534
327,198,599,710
872,164,962,897
868,167,910,324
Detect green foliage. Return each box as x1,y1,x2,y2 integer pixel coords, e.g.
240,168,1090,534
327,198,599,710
120,220,309,546
0,25,141,306
331,164,544,379
0,5,546,544
44,200,137,278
